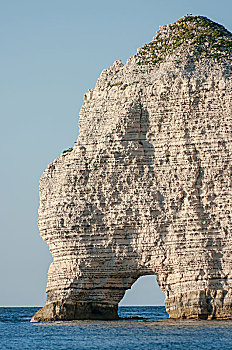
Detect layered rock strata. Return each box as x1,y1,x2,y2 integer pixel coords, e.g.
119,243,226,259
32,16,232,321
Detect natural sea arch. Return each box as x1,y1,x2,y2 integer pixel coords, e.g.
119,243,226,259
31,23,232,320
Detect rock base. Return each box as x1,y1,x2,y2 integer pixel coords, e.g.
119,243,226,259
31,301,119,322
166,290,232,320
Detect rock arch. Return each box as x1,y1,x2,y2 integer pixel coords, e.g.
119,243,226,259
32,17,232,321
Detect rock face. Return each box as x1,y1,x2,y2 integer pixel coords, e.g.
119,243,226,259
32,16,232,322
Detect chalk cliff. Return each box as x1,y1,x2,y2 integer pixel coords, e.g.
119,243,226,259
32,16,232,321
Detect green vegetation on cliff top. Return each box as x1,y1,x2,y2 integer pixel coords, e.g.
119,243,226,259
137,16,232,66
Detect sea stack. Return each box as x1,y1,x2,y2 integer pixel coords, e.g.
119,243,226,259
32,16,232,321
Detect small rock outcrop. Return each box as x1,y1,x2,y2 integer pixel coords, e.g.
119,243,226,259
32,16,232,322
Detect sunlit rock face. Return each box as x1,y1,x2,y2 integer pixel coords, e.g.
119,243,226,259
32,16,232,321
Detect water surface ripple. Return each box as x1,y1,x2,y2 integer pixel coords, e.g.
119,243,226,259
1,307,232,349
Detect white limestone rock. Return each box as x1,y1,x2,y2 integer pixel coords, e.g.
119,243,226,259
32,16,232,321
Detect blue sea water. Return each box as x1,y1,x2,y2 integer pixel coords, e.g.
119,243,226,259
1,306,232,349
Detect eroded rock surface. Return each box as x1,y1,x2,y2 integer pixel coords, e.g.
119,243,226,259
32,16,232,321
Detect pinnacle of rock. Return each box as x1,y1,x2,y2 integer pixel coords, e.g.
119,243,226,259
137,16,232,66
32,16,232,322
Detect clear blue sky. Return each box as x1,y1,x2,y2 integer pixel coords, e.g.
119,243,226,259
1,0,231,306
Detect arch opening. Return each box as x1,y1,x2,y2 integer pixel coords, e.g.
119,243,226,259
118,275,168,321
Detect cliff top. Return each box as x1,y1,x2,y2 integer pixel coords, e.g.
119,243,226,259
136,16,232,66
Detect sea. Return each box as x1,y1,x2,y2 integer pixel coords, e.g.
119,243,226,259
1,306,232,349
